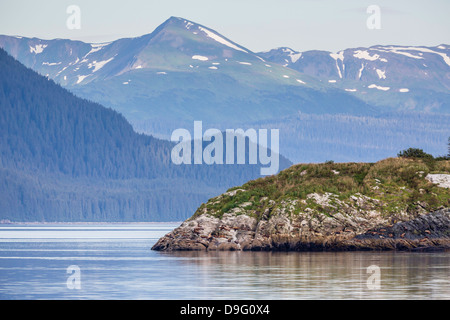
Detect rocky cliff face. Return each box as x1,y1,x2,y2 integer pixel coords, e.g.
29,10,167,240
152,158,450,252
152,207,450,252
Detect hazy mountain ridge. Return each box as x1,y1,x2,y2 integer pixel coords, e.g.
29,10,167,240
259,44,450,113
0,48,291,222
1,17,448,164
1,18,448,114
0,17,379,126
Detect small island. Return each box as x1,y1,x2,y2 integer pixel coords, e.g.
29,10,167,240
152,154,450,252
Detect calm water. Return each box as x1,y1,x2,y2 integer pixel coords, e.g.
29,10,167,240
0,223,449,300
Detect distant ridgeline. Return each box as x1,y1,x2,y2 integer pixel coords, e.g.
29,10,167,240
1,18,448,164
0,49,291,222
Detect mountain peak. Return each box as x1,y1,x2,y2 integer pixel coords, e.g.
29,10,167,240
149,16,251,54
157,16,199,31
258,47,302,65
166,16,188,22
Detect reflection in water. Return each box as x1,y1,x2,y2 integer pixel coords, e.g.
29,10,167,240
0,224,449,299
160,251,450,300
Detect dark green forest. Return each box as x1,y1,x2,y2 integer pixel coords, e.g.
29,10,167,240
0,48,291,222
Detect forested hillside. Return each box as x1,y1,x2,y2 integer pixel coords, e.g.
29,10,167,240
0,48,291,222
251,112,450,163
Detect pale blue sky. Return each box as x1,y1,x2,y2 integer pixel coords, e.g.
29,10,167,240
0,0,449,52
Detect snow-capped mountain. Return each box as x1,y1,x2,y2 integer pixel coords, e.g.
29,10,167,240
259,45,450,112
0,17,262,87
0,17,318,88
1,16,448,163
0,17,376,133
2,17,448,115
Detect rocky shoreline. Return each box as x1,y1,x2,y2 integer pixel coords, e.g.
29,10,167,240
152,208,450,252
152,159,450,252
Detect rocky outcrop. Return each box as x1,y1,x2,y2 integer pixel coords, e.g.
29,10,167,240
152,206,450,252
426,174,450,189
352,209,450,251
152,159,450,252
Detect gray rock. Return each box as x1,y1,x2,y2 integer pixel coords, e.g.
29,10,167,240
426,174,450,188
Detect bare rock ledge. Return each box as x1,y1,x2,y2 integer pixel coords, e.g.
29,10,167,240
152,208,450,252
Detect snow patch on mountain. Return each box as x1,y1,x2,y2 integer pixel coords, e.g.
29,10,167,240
290,52,302,63
76,75,89,84
368,84,390,91
330,51,344,79
353,50,379,61
374,47,423,60
375,46,450,66
90,42,111,48
376,69,386,79
198,26,248,53
330,51,344,62
29,44,47,54
358,64,365,79
255,56,266,63
56,66,68,76
88,57,114,73
192,55,208,61
42,62,62,66
276,48,302,63
407,47,450,67
282,48,302,63
83,45,105,58
184,20,194,30
336,65,343,79
391,50,423,59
